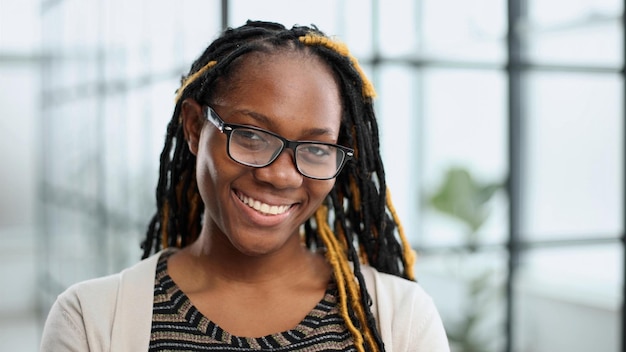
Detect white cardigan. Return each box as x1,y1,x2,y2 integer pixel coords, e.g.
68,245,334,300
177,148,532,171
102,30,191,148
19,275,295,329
40,253,450,351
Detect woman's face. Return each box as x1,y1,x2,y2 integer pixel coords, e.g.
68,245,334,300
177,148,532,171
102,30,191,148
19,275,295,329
190,51,342,257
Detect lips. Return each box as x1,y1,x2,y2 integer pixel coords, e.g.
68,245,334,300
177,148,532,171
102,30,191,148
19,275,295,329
236,192,292,215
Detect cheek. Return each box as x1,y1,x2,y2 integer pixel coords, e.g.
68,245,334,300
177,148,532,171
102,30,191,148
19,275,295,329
200,129,228,168
195,134,226,197
309,180,336,207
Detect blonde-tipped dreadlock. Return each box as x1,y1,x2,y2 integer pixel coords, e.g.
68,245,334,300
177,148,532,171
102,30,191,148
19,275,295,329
299,34,377,99
315,206,378,352
143,20,416,352
386,191,416,280
175,60,217,103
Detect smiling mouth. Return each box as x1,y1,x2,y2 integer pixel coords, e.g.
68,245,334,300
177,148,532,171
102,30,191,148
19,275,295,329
236,192,292,216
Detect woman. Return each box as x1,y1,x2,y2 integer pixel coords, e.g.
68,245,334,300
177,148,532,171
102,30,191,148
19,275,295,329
41,21,449,351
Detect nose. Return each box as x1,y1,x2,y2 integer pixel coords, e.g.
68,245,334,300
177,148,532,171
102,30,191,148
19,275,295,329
252,149,304,189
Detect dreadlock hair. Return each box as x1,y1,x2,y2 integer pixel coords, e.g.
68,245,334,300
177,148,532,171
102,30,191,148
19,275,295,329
141,20,416,352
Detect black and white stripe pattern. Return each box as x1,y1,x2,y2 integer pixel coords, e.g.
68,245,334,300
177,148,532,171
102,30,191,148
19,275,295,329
149,250,356,351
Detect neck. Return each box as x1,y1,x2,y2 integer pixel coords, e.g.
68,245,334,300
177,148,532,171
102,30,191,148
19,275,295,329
182,228,323,286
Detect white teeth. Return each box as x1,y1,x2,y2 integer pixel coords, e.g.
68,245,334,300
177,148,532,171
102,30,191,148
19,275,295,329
238,193,290,215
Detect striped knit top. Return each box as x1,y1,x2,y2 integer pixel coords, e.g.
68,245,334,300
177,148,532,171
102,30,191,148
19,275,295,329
149,250,356,351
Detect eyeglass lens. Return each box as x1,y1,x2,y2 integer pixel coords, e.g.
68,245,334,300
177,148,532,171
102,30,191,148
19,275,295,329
228,127,346,179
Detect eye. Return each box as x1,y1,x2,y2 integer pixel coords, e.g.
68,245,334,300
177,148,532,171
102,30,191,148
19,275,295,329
298,144,334,164
231,128,271,150
304,145,331,156
236,129,264,141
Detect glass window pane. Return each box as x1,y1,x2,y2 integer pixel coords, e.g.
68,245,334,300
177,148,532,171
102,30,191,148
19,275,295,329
103,0,148,81
0,64,39,226
521,72,623,239
420,0,507,63
38,0,223,299
103,93,129,216
378,0,419,57
524,0,623,67
45,98,100,199
145,1,182,73
43,203,105,287
230,0,373,58
416,250,508,352
514,244,622,352
421,68,508,247
64,0,100,53
180,0,222,63
229,0,340,34
0,0,40,53
377,64,420,244
340,0,374,57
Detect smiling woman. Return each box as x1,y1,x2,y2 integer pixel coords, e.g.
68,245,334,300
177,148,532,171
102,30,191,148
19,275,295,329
39,20,450,352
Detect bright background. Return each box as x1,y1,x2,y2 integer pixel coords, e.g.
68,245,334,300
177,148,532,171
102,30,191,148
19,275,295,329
0,0,623,351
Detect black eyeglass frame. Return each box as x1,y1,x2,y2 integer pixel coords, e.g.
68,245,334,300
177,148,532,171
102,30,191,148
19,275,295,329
203,106,354,180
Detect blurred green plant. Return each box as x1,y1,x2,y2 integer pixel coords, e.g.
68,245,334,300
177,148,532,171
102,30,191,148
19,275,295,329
426,167,504,352
429,168,501,241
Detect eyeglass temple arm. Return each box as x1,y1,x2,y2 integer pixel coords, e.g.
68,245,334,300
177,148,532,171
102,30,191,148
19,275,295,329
205,107,226,132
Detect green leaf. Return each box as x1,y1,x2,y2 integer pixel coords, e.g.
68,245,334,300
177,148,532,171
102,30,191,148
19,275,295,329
427,167,502,233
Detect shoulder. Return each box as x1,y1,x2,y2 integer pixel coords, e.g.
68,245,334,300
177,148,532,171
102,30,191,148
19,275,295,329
360,265,433,311
40,252,162,352
61,272,122,306
360,265,450,352
39,272,123,352
52,271,125,329
56,252,159,313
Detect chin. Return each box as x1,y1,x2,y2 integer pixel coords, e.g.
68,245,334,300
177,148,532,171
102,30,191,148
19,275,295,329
227,225,299,257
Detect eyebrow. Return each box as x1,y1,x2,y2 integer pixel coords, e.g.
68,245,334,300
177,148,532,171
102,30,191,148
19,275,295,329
237,109,338,138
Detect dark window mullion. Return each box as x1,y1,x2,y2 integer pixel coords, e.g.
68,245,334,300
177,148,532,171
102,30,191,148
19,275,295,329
506,1,525,351
621,2,626,352
221,0,229,30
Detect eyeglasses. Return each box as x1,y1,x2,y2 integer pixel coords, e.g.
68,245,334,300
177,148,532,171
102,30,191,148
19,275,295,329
203,106,353,180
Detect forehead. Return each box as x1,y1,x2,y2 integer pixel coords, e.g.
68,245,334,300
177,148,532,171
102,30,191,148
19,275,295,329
213,50,343,133
224,48,338,89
